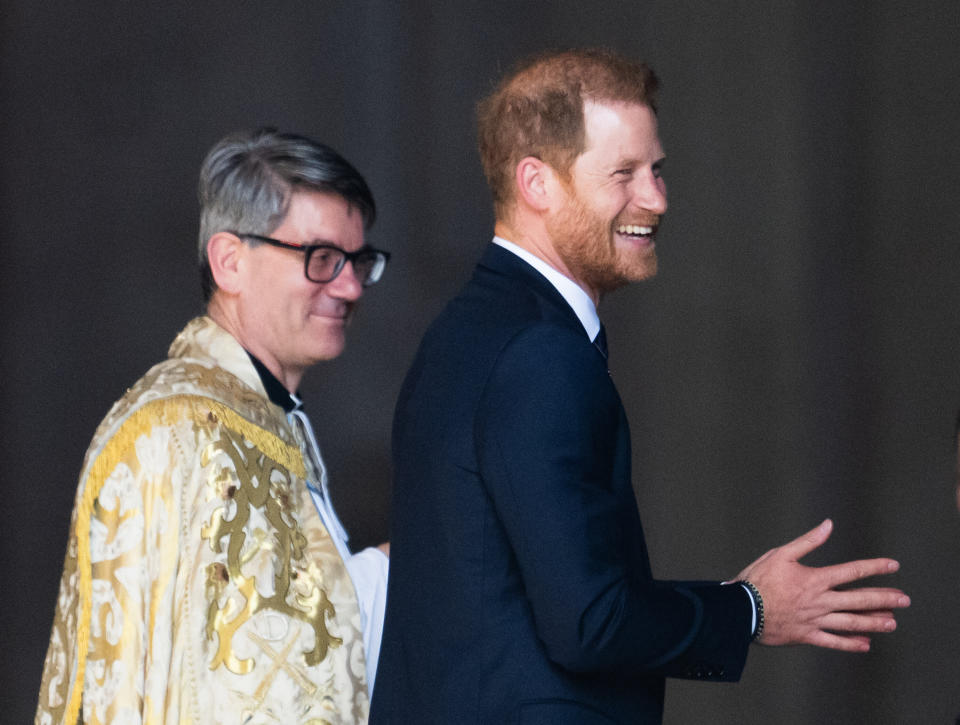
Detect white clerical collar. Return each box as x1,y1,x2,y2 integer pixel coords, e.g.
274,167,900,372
492,236,600,341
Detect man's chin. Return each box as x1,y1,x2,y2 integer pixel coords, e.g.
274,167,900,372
634,260,658,281
303,334,347,363
622,249,658,281
605,257,657,289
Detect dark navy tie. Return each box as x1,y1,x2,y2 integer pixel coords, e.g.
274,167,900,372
593,324,608,361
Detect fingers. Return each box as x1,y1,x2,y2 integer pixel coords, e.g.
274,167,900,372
779,518,833,561
853,610,895,619
824,588,910,613
803,631,872,652
820,558,901,589
816,611,897,634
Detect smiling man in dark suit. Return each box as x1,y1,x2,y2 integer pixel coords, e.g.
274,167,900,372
371,49,910,724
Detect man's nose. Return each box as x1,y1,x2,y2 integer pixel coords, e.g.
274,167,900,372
634,174,667,215
326,260,364,301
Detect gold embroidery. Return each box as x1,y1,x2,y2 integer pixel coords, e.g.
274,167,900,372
201,425,341,677
38,318,368,723
60,396,310,725
36,536,79,723
38,318,367,724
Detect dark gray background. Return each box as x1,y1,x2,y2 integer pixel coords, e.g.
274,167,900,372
3,2,959,723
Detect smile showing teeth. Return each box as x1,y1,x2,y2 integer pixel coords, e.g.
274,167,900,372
617,224,655,237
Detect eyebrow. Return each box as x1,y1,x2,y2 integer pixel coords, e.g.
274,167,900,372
609,155,666,169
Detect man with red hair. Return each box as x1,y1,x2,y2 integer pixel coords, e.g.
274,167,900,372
372,50,909,724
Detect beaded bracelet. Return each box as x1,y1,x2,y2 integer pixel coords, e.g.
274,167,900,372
740,579,765,641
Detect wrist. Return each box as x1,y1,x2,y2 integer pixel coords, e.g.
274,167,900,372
740,579,765,642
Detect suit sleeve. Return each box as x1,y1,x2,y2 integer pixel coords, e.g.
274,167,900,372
474,323,751,679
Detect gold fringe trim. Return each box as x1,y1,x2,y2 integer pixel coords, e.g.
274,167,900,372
64,395,306,724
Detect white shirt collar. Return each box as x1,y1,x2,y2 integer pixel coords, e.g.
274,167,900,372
492,236,600,341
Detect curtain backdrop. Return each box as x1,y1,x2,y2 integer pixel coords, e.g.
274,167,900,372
3,2,959,722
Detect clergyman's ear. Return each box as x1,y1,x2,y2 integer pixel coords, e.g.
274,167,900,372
206,232,246,295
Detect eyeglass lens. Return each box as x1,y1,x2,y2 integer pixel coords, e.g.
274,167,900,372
307,248,385,286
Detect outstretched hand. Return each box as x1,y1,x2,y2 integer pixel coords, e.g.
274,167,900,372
735,519,910,652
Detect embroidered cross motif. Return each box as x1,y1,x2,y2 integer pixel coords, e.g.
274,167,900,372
247,630,319,701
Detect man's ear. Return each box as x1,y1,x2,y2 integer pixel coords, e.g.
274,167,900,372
514,156,557,213
206,232,246,295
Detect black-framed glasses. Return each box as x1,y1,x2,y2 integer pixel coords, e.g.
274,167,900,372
236,233,390,287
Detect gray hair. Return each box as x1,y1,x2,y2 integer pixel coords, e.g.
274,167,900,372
197,127,376,302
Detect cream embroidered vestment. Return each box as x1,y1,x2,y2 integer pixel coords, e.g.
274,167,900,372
36,317,368,724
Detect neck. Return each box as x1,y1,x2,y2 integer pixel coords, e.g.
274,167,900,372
494,219,601,307
206,296,304,393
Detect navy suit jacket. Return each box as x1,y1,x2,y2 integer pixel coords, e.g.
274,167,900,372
371,244,751,724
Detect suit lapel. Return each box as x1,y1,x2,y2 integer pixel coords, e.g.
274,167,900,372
475,242,587,334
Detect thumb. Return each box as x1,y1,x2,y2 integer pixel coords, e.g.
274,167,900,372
780,518,833,561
